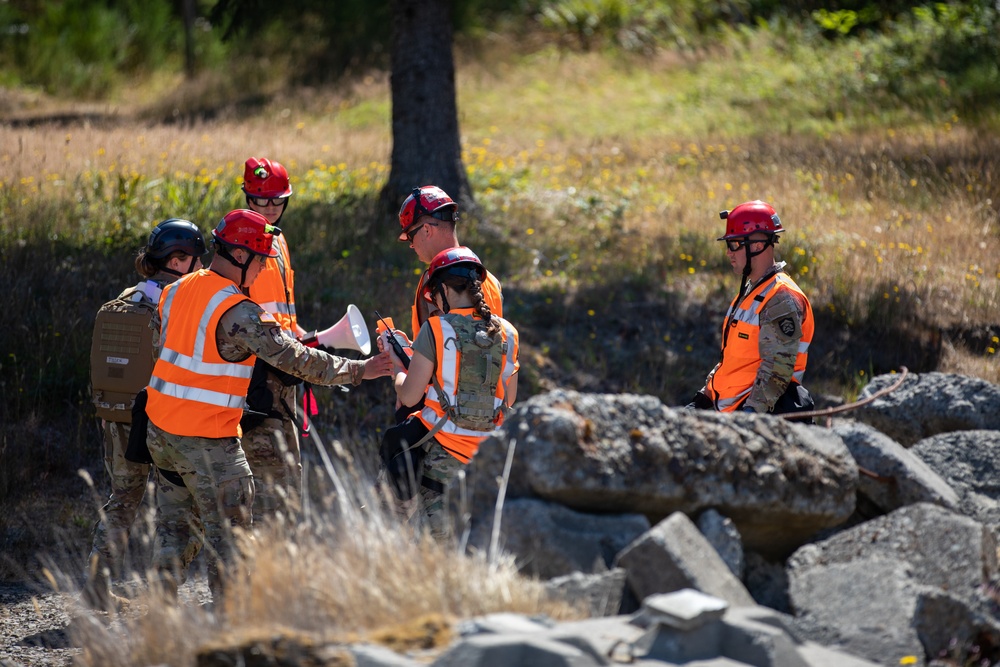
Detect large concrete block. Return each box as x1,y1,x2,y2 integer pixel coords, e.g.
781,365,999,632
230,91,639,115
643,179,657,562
615,512,756,607
431,633,607,667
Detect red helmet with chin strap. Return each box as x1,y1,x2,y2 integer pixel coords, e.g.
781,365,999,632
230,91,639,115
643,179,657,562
718,200,784,240
423,246,486,300
398,185,458,241
212,209,281,257
242,157,292,199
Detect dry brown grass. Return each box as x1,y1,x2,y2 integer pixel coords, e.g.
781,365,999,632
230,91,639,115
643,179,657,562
65,483,585,667
5,59,995,380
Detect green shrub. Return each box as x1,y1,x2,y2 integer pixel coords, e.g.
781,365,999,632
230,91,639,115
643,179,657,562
812,3,1000,115
0,0,187,98
535,0,716,52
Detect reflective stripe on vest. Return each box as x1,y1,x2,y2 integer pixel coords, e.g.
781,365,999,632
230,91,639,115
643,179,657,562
706,272,814,412
146,270,255,437
411,268,503,339
417,309,519,463
249,234,297,333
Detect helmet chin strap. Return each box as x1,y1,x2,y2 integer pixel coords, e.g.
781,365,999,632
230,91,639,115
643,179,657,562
723,235,777,353
160,255,199,278
216,245,255,287
273,200,288,224
435,284,451,314
740,235,777,290
161,266,184,278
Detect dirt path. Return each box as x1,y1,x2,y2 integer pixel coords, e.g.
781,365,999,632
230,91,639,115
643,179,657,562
0,583,77,666
0,576,212,666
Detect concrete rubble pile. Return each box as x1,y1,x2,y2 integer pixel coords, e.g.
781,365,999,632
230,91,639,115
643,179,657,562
59,371,1000,667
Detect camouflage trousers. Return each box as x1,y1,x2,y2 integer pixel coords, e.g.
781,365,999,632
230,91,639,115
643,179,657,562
241,413,301,523
146,421,254,601
151,468,205,585
417,441,464,541
378,439,464,542
84,420,151,601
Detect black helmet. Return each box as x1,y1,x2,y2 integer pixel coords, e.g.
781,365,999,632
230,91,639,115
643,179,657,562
147,218,207,260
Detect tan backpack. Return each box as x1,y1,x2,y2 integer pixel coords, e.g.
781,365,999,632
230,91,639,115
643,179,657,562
90,283,160,423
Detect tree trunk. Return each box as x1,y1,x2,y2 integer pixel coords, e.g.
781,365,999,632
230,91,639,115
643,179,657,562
181,0,196,78
381,0,473,214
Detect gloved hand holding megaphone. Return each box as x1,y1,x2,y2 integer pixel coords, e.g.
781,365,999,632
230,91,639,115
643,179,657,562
300,304,372,354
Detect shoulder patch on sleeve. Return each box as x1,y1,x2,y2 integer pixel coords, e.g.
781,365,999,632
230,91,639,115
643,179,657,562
258,310,278,325
778,316,796,336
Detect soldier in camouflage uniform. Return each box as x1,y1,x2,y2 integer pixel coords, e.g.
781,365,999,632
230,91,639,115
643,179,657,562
144,209,392,602
84,219,207,612
383,248,519,541
690,200,815,416
241,157,358,522
239,157,308,522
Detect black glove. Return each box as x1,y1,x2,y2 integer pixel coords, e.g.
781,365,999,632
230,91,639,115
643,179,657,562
686,391,714,410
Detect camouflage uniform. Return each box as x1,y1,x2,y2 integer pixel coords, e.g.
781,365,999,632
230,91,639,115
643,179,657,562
240,378,301,521
702,263,812,412
151,466,204,584
415,441,464,541
149,298,367,599
746,284,809,411
244,226,304,522
85,277,165,607
147,420,254,598
85,419,150,596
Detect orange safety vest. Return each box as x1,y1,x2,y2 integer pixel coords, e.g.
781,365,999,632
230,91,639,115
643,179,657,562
705,272,814,412
249,234,297,334
146,269,255,438
417,308,519,463
411,267,503,340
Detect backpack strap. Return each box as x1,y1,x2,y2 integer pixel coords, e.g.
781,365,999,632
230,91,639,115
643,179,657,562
404,374,452,452
408,412,449,452
135,279,164,304
494,375,511,424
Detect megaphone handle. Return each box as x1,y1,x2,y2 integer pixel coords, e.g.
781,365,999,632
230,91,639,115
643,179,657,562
300,331,319,348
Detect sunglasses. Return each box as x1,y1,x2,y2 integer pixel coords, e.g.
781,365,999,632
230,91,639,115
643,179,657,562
402,220,439,243
248,195,288,207
725,238,767,252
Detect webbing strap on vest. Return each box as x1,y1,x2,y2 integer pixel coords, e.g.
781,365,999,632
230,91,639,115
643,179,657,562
410,387,451,452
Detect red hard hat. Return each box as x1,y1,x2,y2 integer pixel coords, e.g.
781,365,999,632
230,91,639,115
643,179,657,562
242,157,292,199
398,185,457,241
212,209,281,257
423,246,486,299
718,200,784,240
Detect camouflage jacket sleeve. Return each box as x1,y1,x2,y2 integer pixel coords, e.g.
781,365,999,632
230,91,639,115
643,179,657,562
746,288,807,412
216,300,367,386
150,311,163,361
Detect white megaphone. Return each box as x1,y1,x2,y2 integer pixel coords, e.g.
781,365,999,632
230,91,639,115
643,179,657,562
301,304,371,355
